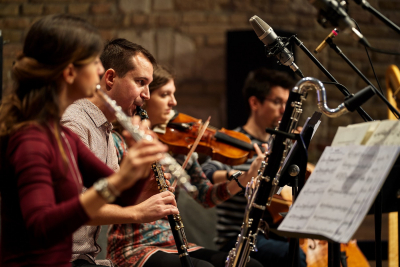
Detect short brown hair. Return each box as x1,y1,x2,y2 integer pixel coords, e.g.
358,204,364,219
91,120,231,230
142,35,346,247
100,38,157,78
243,68,296,113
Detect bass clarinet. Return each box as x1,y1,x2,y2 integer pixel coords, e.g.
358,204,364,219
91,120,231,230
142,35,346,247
136,106,195,267
226,77,363,267
95,85,196,267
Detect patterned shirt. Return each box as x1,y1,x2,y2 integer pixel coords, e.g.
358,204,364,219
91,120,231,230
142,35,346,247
107,140,232,267
202,127,269,249
61,98,119,266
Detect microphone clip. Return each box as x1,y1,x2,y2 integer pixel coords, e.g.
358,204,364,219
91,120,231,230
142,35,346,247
264,36,292,58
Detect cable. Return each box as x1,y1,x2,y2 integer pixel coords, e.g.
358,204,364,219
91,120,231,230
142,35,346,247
352,19,384,95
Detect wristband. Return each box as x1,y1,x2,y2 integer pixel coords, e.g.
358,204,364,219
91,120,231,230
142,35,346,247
93,178,117,203
107,180,121,197
228,171,245,195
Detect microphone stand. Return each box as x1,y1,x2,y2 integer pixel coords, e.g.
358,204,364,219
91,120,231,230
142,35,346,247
325,37,400,119
323,36,394,267
288,35,373,122
282,35,375,266
353,0,400,35
0,30,3,102
264,33,377,266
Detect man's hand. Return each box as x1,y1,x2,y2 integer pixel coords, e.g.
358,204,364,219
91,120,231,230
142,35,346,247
227,143,266,195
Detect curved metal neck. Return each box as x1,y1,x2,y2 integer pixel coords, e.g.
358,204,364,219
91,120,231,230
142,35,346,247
293,77,349,118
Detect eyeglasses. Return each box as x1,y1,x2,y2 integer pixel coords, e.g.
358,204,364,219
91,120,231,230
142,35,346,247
263,98,286,107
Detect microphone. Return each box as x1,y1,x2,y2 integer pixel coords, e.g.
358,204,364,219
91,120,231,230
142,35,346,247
249,15,304,78
309,0,369,46
314,28,339,54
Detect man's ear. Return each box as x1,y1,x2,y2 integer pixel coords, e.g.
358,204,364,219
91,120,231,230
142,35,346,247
248,96,261,111
104,69,116,91
62,63,77,85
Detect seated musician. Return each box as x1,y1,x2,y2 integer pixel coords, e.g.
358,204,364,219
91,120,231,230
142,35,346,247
201,68,307,267
0,15,169,267
61,38,179,266
107,65,264,267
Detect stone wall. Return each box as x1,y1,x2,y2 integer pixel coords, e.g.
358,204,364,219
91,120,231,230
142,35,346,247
1,0,400,162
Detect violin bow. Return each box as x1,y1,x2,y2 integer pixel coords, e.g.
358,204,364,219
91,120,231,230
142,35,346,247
172,116,211,188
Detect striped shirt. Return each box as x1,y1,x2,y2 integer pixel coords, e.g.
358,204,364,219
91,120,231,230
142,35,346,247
202,127,270,249
61,98,119,266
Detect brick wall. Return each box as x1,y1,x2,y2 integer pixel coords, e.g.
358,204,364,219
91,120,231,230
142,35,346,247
1,0,400,163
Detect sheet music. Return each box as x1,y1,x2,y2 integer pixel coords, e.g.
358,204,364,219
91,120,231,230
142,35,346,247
331,121,381,147
278,145,400,243
331,126,369,147
365,120,400,146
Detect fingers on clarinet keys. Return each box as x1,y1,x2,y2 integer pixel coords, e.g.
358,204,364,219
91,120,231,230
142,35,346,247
94,178,121,203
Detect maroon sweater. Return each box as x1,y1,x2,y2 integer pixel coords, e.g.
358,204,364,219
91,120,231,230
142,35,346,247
0,124,113,266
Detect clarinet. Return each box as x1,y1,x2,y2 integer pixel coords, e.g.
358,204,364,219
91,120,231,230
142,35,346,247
136,106,195,267
226,77,354,267
95,85,195,267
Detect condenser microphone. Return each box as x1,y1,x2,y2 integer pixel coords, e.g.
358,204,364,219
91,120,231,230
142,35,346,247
249,15,304,78
309,0,369,46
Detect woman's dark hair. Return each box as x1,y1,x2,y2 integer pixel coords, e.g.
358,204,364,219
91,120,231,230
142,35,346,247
0,14,103,160
149,65,174,93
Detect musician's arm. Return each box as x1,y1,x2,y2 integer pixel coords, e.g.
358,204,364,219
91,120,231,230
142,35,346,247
201,159,234,184
86,190,178,225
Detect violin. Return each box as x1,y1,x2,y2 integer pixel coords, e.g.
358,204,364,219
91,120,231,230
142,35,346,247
155,112,256,166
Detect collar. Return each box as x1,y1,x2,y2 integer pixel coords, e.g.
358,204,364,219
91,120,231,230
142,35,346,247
75,99,113,131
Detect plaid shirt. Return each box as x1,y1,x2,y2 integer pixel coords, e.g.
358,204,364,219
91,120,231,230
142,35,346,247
62,98,119,266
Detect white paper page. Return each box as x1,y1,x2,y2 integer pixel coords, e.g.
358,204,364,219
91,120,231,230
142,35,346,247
365,120,400,146
348,121,381,145
331,125,370,147
278,145,400,243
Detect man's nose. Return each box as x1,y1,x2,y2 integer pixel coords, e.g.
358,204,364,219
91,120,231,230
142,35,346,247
141,85,150,100
280,104,285,114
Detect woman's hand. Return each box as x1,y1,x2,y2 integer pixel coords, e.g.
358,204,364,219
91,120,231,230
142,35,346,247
128,190,179,223
132,171,175,205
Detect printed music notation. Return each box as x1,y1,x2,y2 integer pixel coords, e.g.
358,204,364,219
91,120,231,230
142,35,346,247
331,119,400,147
278,145,400,243
365,120,400,146
331,121,380,147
